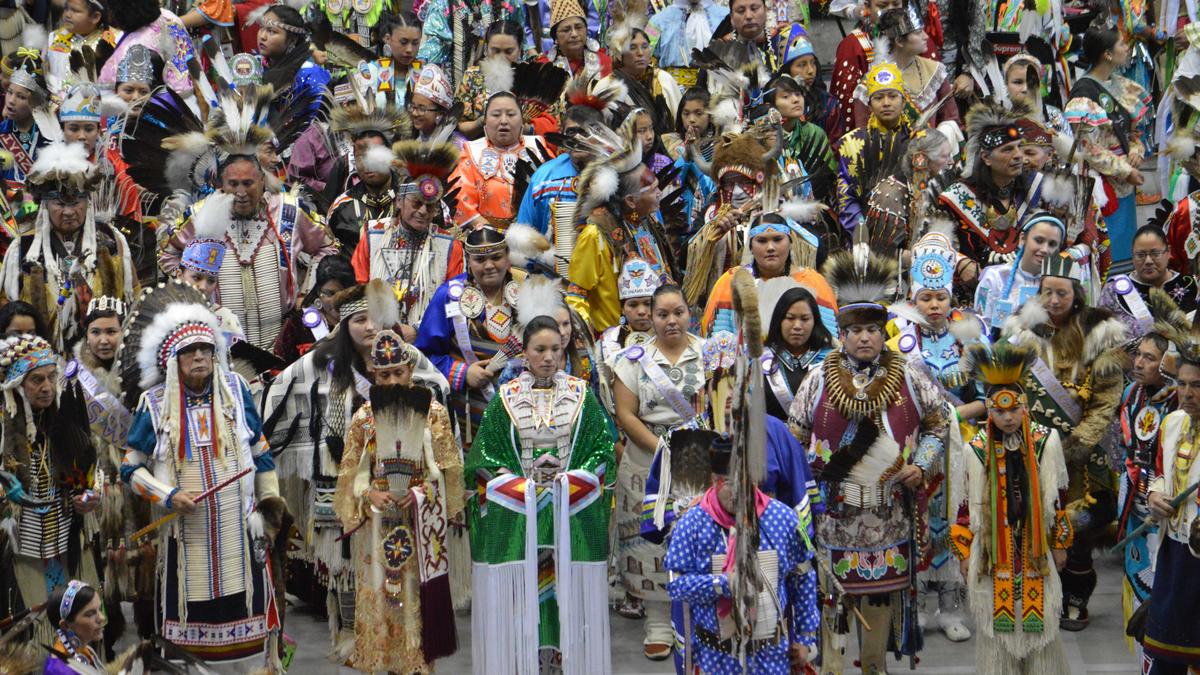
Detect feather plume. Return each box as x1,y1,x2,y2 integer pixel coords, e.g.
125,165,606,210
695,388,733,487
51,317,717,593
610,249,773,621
888,301,928,328
948,311,985,345
819,421,879,484
1168,131,1199,161
192,192,233,240
515,274,564,325
778,197,826,225
921,215,958,245
21,24,45,52
480,55,514,96
820,243,899,307
359,144,395,174
366,278,400,331
32,106,62,143
505,222,551,265
391,139,459,182
246,4,272,25
99,93,128,119
1146,286,1192,339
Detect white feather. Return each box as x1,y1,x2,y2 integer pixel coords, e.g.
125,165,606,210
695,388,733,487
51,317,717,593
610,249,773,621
1001,297,1049,338
1168,132,1198,161
711,98,741,134
778,198,826,225
847,434,901,485
246,4,272,26
99,93,129,119
22,23,46,52
1052,131,1074,163
480,56,514,96
359,144,394,174
29,141,91,177
921,215,958,246
135,302,228,389
592,166,619,204
193,192,234,240
515,275,564,325
948,311,985,345
366,278,400,330
887,301,928,328
505,222,550,262
32,107,62,143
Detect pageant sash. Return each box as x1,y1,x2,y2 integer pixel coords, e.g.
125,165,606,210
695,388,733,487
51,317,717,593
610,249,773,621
446,286,495,399
1028,355,1083,426
761,350,796,413
0,131,32,179
65,360,133,448
624,345,698,426
1112,275,1153,332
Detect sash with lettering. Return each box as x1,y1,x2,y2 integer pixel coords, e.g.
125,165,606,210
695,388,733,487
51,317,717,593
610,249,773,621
1110,275,1153,332
624,345,700,427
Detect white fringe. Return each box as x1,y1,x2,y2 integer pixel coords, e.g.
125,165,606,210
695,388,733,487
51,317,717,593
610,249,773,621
448,525,473,611
472,561,539,675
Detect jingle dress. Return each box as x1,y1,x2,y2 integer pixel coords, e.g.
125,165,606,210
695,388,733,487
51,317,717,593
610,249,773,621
466,371,615,673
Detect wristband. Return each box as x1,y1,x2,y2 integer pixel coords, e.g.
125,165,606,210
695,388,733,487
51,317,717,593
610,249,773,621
165,487,180,510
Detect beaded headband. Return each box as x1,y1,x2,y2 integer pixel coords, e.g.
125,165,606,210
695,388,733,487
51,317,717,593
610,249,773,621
981,124,1022,151
338,297,369,320
60,580,90,619
986,388,1026,410
463,227,509,256
157,322,215,371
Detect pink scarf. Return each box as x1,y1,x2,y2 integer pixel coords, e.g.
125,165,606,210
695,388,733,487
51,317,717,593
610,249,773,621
698,480,771,618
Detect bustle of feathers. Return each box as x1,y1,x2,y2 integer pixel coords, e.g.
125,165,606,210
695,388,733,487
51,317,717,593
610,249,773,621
359,144,395,174
192,191,234,240
366,278,400,332
572,120,642,217
607,0,649,56
515,274,565,325
731,267,764,358
329,105,411,138
480,55,514,96
391,140,459,182
1145,286,1192,342
669,428,718,495
512,62,570,117
755,276,804,329
820,243,899,307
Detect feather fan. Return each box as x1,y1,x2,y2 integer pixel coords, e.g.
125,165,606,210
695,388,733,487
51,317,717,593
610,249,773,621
366,278,400,332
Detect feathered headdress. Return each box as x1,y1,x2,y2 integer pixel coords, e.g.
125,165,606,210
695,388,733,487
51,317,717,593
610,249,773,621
567,118,644,219
563,73,628,124
962,341,1036,392
392,139,459,209
962,99,1027,180
514,274,565,325
607,0,649,57
821,243,899,328
26,141,98,200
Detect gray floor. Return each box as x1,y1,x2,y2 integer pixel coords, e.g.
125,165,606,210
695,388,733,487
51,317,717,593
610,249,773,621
280,552,1137,674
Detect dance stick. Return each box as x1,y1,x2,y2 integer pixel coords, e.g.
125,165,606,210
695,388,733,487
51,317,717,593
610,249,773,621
131,466,254,542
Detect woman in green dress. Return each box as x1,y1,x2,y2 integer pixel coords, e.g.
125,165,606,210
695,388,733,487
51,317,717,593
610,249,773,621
465,314,616,674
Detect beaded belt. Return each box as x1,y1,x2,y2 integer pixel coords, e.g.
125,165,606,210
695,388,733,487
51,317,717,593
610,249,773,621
695,626,784,656
827,481,896,509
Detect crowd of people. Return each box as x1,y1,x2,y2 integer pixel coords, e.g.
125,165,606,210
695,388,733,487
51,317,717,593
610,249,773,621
0,0,1198,672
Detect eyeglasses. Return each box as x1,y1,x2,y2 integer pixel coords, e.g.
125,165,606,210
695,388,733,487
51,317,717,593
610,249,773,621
407,103,440,115
405,197,437,212
1133,249,1167,260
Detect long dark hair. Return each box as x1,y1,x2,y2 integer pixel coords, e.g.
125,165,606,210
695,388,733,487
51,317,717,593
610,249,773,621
766,287,833,353
522,315,560,347
1081,25,1120,69
0,301,50,340
261,6,312,92
47,583,98,626
104,0,158,32
673,87,712,137
312,319,366,396
301,254,356,308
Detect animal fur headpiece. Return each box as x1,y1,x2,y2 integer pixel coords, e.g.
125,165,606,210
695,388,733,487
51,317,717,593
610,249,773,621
711,125,782,187
962,99,1028,180
821,242,899,328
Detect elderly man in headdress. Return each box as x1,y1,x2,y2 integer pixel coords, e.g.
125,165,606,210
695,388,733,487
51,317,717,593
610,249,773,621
0,333,100,645
159,161,337,352
1,142,134,351
120,283,286,667
788,244,951,674
350,138,465,337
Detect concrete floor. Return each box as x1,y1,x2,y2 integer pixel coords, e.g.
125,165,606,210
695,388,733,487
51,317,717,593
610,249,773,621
278,553,1137,674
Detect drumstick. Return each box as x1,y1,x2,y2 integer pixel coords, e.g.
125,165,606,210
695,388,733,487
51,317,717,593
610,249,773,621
130,466,255,542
